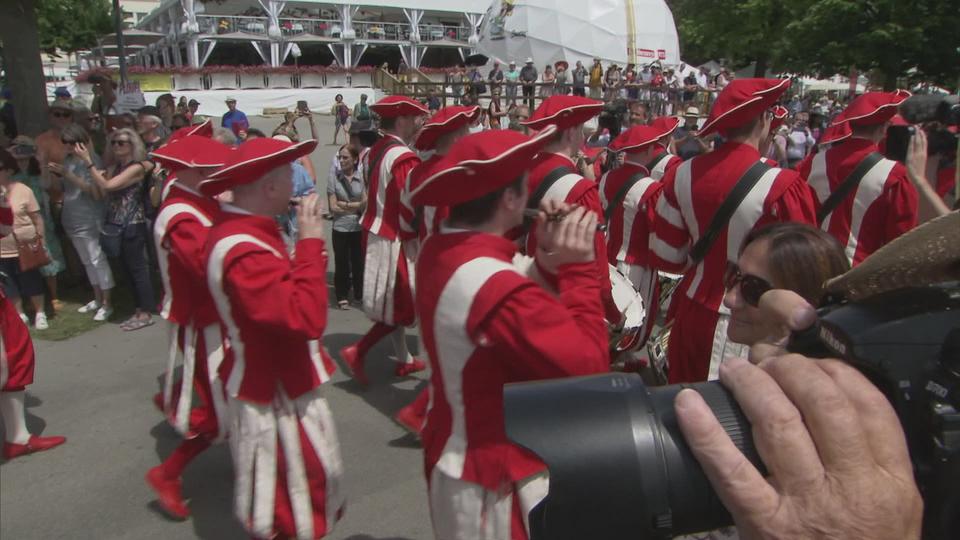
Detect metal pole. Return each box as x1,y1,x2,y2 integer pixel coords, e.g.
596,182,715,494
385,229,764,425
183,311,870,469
112,0,128,86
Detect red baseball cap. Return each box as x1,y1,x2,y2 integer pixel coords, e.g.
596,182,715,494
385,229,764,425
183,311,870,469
831,90,911,127
199,138,317,196
150,135,232,172
698,78,792,137
522,95,603,132
414,106,481,151
410,125,558,207
769,105,789,133
167,119,213,145
819,121,852,146
609,124,677,153
370,95,430,119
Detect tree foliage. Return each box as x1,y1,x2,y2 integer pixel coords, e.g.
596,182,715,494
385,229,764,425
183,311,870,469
669,0,960,89
36,0,113,54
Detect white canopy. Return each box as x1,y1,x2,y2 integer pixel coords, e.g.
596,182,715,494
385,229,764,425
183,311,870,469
477,0,680,69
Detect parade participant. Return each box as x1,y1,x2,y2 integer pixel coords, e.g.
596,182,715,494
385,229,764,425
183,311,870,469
599,124,676,353
409,127,609,540
650,79,817,384
144,134,231,520
646,116,684,179
393,104,480,435
0,149,66,460
340,96,430,387
155,119,214,203
200,138,344,540
760,105,789,167
521,95,621,324
797,90,918,265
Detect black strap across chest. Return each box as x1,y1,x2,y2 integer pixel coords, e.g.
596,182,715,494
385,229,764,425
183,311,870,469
604,172,648,223
816,152,884,225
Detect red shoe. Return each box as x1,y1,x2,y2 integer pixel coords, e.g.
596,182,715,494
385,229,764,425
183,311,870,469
393,402,425,437
152,391,164,412
394,358,427,378
340,344,369,387
3,435,67,460
146,466,190,520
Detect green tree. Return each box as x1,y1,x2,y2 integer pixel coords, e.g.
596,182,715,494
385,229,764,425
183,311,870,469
36,0,114,55
0,0,49,136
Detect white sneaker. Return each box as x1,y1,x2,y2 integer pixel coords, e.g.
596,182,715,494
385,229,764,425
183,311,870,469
77,300,101,314
19,313,29,324
93,306,113,322
34,312,49,330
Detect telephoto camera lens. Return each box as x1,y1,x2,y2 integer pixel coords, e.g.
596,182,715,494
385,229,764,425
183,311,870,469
504,373,764,540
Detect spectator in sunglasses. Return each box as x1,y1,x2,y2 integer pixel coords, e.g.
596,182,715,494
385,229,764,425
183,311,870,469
35,103,74,200
723,222,849,347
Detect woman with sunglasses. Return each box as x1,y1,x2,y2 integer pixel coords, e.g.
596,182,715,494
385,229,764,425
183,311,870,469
48,124,114,322
77,128,156,331
723,223,849,348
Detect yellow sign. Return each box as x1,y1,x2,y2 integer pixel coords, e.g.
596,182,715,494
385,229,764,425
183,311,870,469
111,73,173,92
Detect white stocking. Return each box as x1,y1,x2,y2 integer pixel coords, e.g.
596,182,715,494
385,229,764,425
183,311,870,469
0,391,31,444
390,327,413,364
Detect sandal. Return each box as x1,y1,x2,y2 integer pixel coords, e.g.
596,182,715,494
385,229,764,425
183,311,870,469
337,300,349,310
122,316,155,332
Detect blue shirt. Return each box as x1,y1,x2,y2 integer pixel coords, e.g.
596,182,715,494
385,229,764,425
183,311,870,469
221,109,249,135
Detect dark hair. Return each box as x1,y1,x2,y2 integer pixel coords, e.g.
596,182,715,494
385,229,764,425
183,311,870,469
740,223,850,306
16,156,42,176
380,117,398,131
171,113,189,127
355,130,379,148
0,148,17,173
246,128,267,139
725,113,766,140
335,94,343,101
448,174,526,226
61,123,91,144
338,144,359,162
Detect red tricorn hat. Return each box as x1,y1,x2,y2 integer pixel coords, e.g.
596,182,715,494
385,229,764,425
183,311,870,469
819,121,852,146
522,95,603,132
410,125,558,207
698,78,792,137
149,135,232,172
199,138,317,196
167,119,213,144
414,105,481,151
831,90,911,127
650,115,681,134
610,124,677,153
769,105,789,133
370,95,430,119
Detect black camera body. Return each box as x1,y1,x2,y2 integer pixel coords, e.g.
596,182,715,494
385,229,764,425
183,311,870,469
504,284,960,539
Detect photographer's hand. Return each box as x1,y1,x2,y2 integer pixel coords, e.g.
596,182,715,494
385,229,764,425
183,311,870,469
747,289,816,364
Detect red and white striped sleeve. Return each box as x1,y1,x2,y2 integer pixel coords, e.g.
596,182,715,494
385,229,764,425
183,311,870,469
649,167,691,274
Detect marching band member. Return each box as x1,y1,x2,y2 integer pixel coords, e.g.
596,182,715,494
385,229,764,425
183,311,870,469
650,79,817,384
144,135,231,520
410,127,609,540
647,116,684,179
341,96,430,387
520,95,621,324
797,90,918,265
0,152,66,460
599,123,677,353
393,104,480,436
201,138,344,540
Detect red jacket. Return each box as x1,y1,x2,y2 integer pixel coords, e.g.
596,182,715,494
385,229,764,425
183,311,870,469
206,207,336,404
400,153,447,242
154,183,220,328
647,149,682,180
416,230,608,490
361,133,421,240
798,138,918,265
598,163,661,266
651,142,817,311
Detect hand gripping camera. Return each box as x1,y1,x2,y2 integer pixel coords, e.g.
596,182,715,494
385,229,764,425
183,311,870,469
504,212,960,539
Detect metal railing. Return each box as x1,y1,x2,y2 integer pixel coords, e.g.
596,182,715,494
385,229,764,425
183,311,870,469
195,15,469,43
416,24,469,42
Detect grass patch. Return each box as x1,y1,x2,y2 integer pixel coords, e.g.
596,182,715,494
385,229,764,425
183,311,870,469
28,270,145,342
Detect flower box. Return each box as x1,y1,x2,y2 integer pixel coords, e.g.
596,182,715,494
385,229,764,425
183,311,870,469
240,73,266,89
209,72,239,90
325,72,348,88
300,72,326,88
173,73,204,90
351,72,372,88
267,74,293,89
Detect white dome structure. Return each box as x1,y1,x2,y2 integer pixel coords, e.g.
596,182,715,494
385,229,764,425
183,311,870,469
478,0,680,68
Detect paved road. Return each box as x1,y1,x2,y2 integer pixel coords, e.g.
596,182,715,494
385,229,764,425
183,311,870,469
1,116,434,539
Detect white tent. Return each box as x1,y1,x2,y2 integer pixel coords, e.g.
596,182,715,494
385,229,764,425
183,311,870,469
476,0,680,68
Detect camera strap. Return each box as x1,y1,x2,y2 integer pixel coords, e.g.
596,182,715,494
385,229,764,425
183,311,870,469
816,152,885,226
689,160,772,265
603,171,649,223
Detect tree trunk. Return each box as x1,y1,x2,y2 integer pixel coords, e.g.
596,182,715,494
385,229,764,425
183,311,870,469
0,0,49,137
753,55,768,78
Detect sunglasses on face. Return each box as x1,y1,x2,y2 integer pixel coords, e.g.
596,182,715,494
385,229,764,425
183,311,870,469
724,264,772,308
110,139,131,147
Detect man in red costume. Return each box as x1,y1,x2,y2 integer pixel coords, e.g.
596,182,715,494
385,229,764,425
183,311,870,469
341,95,430,386
650,79,817,384
797,90,918,265
145,134,231,519
598,121,679,352
201,138,345,539
647,116,684,179
520,95,621,324
410,127,609,539
0,149,66,460
393,104,480,436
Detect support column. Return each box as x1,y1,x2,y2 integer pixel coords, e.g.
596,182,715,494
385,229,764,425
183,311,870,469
259,0,286,67
336,5,360,68
181,0,201,68
402,8,424,69
465,13,484,54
